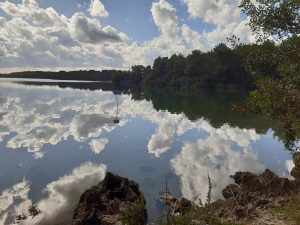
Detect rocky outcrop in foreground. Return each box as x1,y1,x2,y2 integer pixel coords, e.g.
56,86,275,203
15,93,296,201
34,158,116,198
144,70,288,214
159,193,192,215
71,172,147,225
291,152,300,181
70,153,300,225
219,152,300,221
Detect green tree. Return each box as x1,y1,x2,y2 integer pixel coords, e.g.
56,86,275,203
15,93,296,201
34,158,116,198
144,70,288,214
239,0,300,150
240,0,300,40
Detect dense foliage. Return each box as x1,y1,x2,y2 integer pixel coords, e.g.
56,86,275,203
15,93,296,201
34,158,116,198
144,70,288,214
0,43,270,91
142,44,251,90
239,0,300,150
0,41,280,91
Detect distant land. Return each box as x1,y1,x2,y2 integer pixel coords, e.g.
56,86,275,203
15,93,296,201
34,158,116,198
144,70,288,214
0,42,279,91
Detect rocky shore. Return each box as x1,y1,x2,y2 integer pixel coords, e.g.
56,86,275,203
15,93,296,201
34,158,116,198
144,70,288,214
70,152,300,225
71,172,147,225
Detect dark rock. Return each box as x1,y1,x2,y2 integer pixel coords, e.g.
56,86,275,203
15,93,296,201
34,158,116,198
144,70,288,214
222,184,239,199
291,167,300,181
71,172,147,225
293,152,300,168
234,206,246,218
171,197,192,214
159,193,176,205
230,171,254,185
230,169,299,196
160,193,192,215
219,169,300,221
291,152,300,181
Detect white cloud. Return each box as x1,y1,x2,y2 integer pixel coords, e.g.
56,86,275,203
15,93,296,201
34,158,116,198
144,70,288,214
0,0,127,70
0,180,31,225
0,1,24,17
181,0,241,26
151,0,179,38
89,138,109,154
22,0,39,9
147,113,178,157
33,162,107,224
0,0,255,72
181,18,255,51
0,83,124,154
0,83,261,161
171,136,264,203
69,12,126,44
88,0,109,18
0,162,107,225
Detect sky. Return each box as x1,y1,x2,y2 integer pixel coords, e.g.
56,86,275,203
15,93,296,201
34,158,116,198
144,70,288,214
0,0,255,73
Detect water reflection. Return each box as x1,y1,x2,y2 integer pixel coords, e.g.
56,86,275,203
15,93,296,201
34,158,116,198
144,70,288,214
0,162,107,225
0,83,124,156
171,134,263,203
89,138,109,154
0,82,292,223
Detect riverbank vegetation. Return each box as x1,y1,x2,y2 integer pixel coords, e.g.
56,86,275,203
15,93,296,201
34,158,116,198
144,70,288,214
240,0,300,150
0,42,276,91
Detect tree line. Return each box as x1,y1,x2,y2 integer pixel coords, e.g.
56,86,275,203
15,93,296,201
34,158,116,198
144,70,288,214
0,42,280,91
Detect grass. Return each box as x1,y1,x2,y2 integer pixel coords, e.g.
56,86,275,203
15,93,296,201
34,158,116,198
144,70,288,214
121,195,147,225
272,197,300,224
158,200,242,225
158,174,242,225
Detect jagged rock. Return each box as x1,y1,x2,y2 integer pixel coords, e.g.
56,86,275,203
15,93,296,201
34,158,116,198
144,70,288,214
222,184,240,199
291,152,300,181
291,167,300,181
230,169,299,196
159,193,192,215
170,197,192,214
159,193,176,205
293,152,300,168
219,168,300,221
71,172,147,225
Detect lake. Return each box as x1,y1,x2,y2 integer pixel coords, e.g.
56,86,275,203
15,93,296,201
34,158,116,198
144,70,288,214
0,81,293,224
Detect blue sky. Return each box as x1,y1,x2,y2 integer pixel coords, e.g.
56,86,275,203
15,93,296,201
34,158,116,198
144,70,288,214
34,0,215,42
0,0,254,72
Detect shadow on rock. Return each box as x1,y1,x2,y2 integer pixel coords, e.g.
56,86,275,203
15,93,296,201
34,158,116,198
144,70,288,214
71,172,147,225
220,152,300,220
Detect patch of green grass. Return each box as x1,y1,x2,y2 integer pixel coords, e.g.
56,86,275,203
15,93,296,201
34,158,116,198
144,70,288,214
121,195,147,225
272,198,300,224
158,200,242,225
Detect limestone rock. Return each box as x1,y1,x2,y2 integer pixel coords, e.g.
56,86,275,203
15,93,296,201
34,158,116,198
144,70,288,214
71,172,147,225
220,169,300,220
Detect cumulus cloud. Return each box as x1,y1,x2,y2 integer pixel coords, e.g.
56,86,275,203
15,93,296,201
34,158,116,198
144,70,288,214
0,1,24,17
89,138,109,154
88,0,109,18
181,0,241,26
151,0,179,38
171,136,264,203
181,20,254,52
72,114,117,141
69,13,126,44
22,0,38,9
33,162,107,224
0,0,127,70
147,113,177,157
0,180,31,225
0,162,107,225
0,83,125,154
0,0,255,72
0,82,262,161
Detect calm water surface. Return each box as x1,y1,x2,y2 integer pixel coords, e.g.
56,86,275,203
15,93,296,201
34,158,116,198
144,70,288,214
0,81,293,224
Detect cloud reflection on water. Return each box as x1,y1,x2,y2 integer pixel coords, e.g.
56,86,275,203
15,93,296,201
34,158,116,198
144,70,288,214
0,162,106,225
171,134,263,203
0,82,287,223
0,83,125,155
